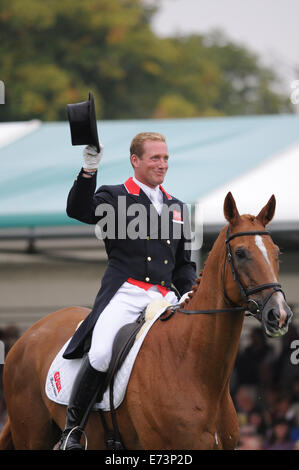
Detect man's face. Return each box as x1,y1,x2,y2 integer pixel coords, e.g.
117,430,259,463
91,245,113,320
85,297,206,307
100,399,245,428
131,140,169,188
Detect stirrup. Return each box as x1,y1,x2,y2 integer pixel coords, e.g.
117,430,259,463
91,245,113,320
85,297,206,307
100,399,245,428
62,426,88,451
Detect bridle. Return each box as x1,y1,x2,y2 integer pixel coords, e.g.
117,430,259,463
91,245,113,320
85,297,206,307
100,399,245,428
162,228,285,321
161,227,285,322
222,227,284,318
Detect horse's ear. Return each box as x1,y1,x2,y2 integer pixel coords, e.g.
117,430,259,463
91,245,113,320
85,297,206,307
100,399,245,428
224,192,240,226
256,194,276,226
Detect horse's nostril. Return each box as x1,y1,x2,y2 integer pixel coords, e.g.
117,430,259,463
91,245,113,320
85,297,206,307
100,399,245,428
267,309,279,325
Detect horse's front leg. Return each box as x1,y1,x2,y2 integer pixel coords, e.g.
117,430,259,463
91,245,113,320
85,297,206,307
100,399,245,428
216,391,239,450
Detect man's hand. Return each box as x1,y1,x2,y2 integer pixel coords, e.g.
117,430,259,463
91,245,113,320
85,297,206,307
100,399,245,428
179,291,192,305
83,144,104,171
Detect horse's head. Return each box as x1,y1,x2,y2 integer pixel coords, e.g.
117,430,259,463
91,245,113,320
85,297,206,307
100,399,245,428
223,192,293,338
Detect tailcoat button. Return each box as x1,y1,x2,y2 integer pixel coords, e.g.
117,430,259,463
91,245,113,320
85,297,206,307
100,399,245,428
145,277,150,282
147,256,152,261
167,240,170,244
164,259,168,264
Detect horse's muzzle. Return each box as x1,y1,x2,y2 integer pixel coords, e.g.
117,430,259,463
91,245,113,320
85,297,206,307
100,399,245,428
262,293,293,338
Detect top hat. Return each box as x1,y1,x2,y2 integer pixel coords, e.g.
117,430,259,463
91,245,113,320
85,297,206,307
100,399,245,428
66,91,100,152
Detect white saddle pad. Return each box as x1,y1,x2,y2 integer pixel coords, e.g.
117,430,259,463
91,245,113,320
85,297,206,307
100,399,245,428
45,300,171,411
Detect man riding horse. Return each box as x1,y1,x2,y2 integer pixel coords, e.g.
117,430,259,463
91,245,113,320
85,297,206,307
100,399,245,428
57,132,197,450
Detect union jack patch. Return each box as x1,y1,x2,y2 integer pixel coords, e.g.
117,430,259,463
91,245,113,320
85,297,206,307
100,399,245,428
173,210,182,221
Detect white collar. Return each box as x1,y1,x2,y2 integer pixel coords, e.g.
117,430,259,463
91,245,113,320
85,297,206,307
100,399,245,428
132,176,161,200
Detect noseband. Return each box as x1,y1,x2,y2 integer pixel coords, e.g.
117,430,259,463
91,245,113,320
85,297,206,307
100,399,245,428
161,227,285,321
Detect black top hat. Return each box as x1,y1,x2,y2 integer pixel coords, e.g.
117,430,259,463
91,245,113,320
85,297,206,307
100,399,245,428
66,91,100,152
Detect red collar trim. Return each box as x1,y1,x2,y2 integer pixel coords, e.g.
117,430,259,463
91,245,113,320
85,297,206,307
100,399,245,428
124,177,140,195
124,177,172,200
159,185,172,200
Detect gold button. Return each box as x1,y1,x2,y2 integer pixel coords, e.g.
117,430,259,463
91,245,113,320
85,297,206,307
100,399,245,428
164,259,168,264
147,256,152,261
161,281,165,286
167,240,170,244
146,236,150,240
145,277,150,282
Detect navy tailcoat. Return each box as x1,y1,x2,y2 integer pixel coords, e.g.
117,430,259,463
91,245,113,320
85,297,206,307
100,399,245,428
63,170,197,359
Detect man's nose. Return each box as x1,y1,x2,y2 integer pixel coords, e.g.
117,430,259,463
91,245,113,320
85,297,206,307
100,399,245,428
159,159,168,168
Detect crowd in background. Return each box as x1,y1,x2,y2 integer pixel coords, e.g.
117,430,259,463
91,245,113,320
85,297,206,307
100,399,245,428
232,315,299,450
0,314,299,450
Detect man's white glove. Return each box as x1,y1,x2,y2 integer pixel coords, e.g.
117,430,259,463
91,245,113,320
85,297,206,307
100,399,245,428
83,144,104,170
179,291,192,305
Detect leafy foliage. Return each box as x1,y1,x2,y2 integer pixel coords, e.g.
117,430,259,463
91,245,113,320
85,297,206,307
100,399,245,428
0,0,292,121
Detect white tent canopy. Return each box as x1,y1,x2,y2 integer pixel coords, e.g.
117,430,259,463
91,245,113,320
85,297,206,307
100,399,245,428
1,114,299,231
0,120,41,149
197,141,299,229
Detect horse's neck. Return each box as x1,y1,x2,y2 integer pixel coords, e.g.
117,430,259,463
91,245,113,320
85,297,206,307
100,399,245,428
181,228,244,393
194,228,228,308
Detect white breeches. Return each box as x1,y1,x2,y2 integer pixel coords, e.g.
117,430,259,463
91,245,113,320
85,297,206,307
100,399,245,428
88,281,178,371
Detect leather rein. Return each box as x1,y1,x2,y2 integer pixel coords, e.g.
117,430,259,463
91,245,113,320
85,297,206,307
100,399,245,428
161,227,285,322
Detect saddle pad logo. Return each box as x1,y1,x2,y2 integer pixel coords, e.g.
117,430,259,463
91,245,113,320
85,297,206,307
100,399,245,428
173,210,182,221
54,371,62,393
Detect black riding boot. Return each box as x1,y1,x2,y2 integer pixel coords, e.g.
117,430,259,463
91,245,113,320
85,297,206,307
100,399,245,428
57,355,107,450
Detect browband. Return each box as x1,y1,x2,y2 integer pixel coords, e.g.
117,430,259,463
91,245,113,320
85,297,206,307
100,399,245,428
226,231,270,243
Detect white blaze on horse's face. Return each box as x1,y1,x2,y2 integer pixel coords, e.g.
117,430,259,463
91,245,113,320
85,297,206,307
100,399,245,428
254,235,288,331
254,235,277,280
254,235,270,265
276,293,288,329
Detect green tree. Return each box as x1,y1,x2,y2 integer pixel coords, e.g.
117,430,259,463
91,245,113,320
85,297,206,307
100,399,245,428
154,94,198,118
0,1,293,121
200,29,292,115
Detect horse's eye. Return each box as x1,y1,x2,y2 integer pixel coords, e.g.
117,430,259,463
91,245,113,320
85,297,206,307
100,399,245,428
235,248,247,260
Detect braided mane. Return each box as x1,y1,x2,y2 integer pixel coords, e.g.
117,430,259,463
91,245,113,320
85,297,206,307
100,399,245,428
180,269,204,309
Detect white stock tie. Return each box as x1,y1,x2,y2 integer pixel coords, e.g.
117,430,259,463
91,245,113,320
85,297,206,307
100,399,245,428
150,190,162,215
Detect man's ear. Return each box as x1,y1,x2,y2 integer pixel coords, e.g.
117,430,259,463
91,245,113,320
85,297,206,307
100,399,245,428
131,154,140,169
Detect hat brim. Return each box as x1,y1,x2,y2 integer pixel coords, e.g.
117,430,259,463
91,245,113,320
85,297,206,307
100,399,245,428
66,91,100,153
88,92,100,153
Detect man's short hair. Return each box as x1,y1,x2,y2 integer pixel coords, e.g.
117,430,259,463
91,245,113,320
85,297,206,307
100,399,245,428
130,132,166,158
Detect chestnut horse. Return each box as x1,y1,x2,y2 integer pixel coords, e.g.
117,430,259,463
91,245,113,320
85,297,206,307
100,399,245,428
0,193,293,450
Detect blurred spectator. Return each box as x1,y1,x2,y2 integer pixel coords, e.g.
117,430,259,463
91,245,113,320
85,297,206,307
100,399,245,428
289,376,299,430
263,418,295,450
0,397,7,432
2,325,20,355
248,408,268,436
237,425,263,450
234,385,270,441
272,323,299,389
0,325,20,432
270,391,299,442
234,385,258,427
273,392,296,422
290,376,299,404
234,327,275,389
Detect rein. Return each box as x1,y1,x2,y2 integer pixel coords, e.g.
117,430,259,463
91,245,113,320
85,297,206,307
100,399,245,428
161,227,284,322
